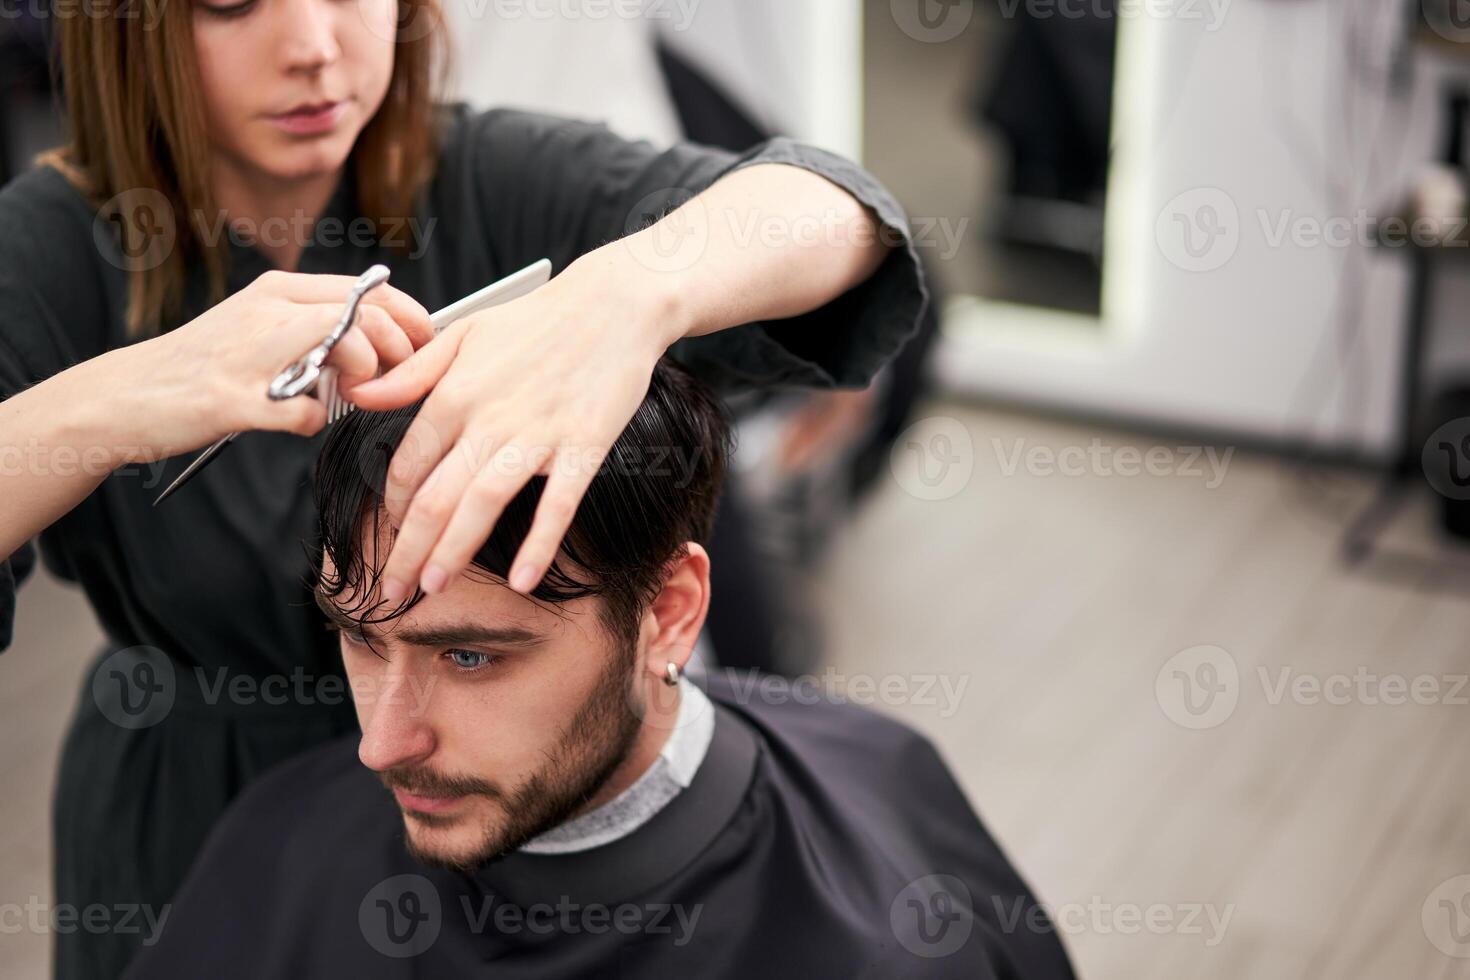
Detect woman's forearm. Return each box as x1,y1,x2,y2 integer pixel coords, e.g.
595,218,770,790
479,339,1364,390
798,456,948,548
576,162,895,349
0,350,151,561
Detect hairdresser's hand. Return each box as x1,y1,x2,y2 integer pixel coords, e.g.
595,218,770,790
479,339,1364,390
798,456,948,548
346,253,681,600
114,269,433,455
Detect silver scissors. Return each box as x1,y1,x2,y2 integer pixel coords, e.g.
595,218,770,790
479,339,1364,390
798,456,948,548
152,264,393,506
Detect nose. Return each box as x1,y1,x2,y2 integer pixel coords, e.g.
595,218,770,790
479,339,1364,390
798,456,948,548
279,0,342,74
357,661,436,773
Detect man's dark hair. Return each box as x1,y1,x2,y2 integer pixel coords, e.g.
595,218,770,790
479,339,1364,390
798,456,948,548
312,357,732,647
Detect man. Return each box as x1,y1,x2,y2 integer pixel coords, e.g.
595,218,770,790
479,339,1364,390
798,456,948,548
123,360,1075,979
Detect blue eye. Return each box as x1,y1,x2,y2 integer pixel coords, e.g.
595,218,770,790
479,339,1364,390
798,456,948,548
446,649,501,672
331,625,367,648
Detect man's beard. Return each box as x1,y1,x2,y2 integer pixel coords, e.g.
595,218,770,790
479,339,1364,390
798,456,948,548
379,642,644,872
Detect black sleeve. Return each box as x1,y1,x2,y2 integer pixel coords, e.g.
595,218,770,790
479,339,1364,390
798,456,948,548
447,106,929,393
0,166,109,652
0,293,44,653
0,542,37,652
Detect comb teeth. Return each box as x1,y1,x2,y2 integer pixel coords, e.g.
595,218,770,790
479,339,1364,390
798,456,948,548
320,368,357,425
319,368,337,424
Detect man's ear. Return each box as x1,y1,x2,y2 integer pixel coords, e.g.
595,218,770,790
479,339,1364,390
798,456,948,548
643,543,711,678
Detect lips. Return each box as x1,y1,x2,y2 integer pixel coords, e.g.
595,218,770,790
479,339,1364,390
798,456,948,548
393,788,467,815
276,99,340,117
268,99,349,136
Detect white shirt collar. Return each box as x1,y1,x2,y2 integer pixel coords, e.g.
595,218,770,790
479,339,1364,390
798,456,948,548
519,677,716,854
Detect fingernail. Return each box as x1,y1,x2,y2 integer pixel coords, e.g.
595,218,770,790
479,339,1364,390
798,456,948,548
382,577,406,603
421,565,448,595
509,564,538,593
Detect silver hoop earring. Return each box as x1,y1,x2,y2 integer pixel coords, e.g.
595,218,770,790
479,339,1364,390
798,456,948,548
663,662,681,687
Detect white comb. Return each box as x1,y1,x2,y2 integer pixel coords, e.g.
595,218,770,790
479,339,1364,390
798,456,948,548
318,258,553,423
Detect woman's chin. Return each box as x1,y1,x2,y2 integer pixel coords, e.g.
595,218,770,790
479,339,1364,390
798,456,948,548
251,127,360,182
260,146,354,184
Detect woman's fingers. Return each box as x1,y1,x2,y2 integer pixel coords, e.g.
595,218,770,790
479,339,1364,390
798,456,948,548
364,289,434,349
240,378,330,436
504,460,597,594
262,270,434,348
381,440,599,599
276,395,329,437
266,303,415,394
379,442,479,600
347,325,467,411
381,395,464,525
341,305,415,382
418,442,547,594
323,327,379,388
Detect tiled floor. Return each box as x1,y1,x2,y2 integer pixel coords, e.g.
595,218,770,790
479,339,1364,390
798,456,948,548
1,556,104,979
815,402,1470,979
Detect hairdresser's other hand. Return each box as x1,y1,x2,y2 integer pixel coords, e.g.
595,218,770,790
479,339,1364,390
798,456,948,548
112,269,432,454
346,253,681,600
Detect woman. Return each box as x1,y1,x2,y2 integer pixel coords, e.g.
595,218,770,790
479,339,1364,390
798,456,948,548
0,0,925,977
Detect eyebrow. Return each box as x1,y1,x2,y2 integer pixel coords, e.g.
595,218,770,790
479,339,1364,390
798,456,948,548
312,590,546,648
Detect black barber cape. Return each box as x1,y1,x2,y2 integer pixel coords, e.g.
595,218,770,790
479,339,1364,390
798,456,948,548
124,673,1075,979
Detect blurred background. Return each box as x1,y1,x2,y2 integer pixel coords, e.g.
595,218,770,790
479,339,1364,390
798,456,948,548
6,0,1470,976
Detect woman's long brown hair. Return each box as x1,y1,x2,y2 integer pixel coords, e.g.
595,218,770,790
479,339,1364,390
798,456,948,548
40,0,449,337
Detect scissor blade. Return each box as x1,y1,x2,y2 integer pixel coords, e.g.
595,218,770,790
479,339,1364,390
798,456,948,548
152,433,238,506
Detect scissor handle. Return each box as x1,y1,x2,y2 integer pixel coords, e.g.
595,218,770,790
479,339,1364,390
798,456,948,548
268,357,326,401
268,264,391,401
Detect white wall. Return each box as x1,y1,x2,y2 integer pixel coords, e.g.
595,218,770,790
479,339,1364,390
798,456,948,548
442,0,862,155
659,0,864,157
442,0,683,144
